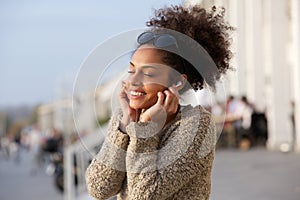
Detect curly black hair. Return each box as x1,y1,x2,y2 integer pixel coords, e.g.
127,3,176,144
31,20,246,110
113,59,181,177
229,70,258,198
146,5,234,92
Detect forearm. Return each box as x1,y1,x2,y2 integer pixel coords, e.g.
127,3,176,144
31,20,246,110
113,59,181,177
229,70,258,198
85,114,129,199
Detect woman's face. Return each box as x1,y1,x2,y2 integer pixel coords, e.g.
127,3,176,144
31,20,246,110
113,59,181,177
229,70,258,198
125,45,172,110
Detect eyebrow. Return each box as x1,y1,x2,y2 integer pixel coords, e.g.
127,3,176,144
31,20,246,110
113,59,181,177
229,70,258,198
129,62,158,69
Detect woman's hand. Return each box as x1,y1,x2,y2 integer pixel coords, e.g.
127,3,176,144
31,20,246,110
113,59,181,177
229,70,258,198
140,85,179,127
119,81,141,132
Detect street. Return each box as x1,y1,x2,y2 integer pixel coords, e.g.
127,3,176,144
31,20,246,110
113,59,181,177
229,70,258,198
1,147,300,200
211,147,300,200
0,149,63,200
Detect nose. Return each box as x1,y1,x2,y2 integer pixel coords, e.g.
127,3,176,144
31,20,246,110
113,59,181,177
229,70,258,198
127,71,143,86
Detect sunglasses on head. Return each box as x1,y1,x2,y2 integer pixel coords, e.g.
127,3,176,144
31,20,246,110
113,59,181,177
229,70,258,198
137,31,188,75
137,31,179,50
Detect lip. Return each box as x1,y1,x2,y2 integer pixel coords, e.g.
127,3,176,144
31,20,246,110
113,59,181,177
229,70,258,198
128,89,147,100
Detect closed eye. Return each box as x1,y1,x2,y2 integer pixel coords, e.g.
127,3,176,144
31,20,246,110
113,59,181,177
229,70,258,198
144,73,154,77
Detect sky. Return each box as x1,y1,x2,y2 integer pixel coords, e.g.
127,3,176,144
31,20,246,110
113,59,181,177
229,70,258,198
0,0,183,107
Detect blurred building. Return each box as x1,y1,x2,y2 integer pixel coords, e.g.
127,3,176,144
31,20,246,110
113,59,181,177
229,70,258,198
37,75,118,140
37,99,75,138
37,103,54,135
184,0,300,152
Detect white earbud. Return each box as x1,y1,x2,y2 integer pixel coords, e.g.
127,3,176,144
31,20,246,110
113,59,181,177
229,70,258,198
175,81,182,88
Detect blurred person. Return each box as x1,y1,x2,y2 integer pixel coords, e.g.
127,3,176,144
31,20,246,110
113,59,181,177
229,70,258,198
42,128,63,154
1,136,11,160
235,96,254,149
41,128,64,173
240,96,253,130
12,133,22,163
222,95,238,148
28,125,42,175
4,134,21,163
250,107,268,146
290,101,296,151
86,4,233,200
222,95,254,149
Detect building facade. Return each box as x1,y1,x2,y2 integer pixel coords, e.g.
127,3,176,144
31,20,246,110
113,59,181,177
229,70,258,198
184,0,300,152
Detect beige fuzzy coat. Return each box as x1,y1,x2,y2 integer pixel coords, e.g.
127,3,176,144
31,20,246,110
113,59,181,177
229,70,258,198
85,105,216,200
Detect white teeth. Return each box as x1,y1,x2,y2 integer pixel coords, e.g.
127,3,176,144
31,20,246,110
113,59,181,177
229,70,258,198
130,91,145,96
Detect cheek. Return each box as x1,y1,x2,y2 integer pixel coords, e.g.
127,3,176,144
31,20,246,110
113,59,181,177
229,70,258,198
144,84,167,95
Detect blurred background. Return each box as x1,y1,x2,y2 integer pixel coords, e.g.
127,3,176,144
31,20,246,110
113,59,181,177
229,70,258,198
0,0,299,200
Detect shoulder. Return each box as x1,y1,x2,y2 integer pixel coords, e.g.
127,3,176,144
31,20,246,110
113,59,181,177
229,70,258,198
180,105,216,155
180,104,214,128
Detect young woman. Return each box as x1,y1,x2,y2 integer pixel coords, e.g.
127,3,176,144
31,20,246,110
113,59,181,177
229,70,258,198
86,5,233,200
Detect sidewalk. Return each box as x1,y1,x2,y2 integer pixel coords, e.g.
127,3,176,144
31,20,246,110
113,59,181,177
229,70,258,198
2,147,298,200
0,149,63,200
211,147,300,200
81,147,300,200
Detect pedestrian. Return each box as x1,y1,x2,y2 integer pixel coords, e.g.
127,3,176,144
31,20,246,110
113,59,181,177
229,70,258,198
290,101,296,151
28,125,42,175
86,4,233,200
223,95,239,148
236,96,254,149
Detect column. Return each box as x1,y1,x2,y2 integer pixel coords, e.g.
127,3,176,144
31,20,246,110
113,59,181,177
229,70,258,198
264,0,292,150
244,0,265,110
291,0,300,152
226,0,246,96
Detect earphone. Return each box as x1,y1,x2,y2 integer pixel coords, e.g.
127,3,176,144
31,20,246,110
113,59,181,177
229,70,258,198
174,81,182,88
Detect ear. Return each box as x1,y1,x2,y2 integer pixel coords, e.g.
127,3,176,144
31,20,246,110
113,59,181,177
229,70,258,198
176,74,187,90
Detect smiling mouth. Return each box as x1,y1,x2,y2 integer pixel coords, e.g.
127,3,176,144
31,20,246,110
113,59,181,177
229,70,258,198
130,90,146,97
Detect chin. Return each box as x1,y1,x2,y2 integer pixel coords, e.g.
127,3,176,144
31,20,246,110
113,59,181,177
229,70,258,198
129,103,147,110
129,101,153,110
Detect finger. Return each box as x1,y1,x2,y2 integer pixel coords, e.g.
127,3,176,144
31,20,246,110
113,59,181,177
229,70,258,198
120,81,129,99
157,92,165,105
168,85,179,99
119,90,127,103
167,87,179,105
120,88,126,98
163,90,175,106
119,87,130,111
164,90,178,113
122,80,130,91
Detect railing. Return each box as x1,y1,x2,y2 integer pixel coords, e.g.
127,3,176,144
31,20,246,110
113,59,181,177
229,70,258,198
64,126,107,200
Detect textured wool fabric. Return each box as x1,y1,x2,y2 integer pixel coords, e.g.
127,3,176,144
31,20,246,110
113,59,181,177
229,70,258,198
86,105,216,200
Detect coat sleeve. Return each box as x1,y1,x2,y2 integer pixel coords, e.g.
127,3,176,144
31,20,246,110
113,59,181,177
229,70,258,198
125,112,216,200
85,113,129,200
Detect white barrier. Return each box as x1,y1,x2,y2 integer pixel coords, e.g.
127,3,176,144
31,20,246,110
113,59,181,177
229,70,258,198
64,126,106,200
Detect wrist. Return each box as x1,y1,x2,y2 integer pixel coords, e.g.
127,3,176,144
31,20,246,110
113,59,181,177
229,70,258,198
119,117,130,133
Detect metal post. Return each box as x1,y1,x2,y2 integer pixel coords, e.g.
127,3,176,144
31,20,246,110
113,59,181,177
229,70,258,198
64,146,74,200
